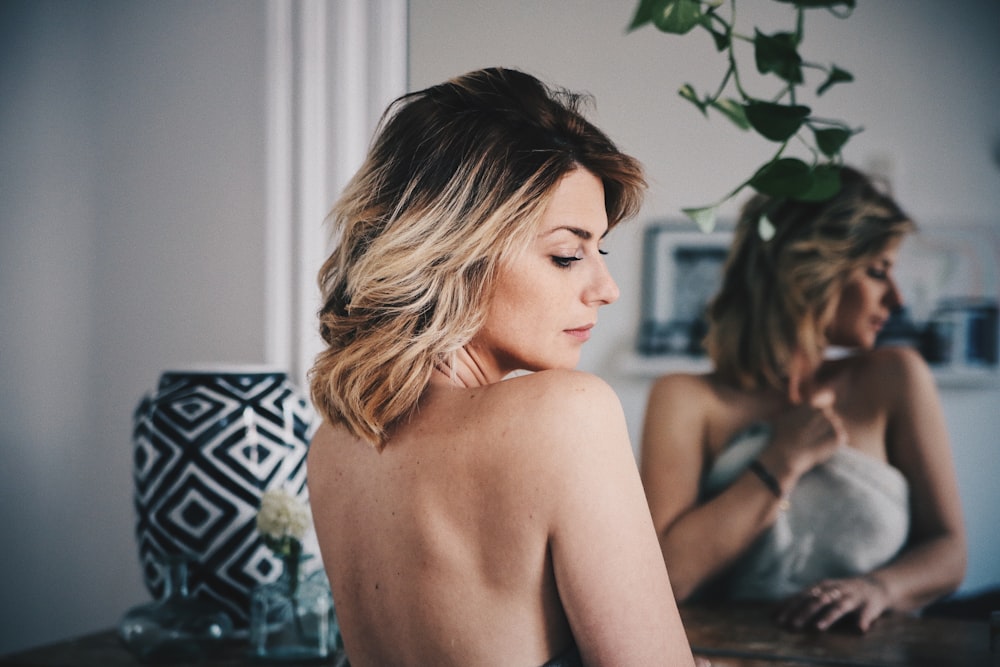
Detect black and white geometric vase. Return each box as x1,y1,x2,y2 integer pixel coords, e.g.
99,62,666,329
132,367,318,628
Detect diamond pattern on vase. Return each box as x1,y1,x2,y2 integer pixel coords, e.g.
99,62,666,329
132,369,317,627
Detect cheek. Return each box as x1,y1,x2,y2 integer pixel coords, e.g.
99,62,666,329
484,273,545,334
835,284,865,318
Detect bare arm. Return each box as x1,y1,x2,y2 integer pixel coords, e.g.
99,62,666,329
879,347,967,610
640,374,844,601
639,374,785,601
822,347,967,629
546,372,696,666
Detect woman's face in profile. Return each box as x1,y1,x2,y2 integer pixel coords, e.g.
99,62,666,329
468,168,619,379
826,237,905,350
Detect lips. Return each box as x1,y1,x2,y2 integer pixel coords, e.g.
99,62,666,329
565,323,594,341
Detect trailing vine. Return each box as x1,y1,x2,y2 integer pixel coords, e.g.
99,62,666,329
629,0,858,231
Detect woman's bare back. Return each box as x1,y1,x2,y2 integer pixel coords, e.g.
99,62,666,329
309,372,585,666
309,369,692,666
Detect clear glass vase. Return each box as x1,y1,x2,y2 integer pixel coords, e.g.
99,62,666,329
118,553,234,662
249,556,340,661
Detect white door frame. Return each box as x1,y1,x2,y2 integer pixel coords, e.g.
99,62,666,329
264,0,408,390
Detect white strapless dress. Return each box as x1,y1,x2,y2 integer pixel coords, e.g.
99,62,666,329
700,423,910,600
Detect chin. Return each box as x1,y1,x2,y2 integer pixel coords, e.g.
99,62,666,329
828,333,875,350
552,354,581,371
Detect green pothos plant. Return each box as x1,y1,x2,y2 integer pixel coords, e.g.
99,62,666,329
629,0,858,232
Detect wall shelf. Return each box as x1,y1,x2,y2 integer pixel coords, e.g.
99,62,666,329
621,351,1000,390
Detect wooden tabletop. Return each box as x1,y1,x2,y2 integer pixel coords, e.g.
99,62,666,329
682,601,993,666
0,631,347,667
1,602,991,666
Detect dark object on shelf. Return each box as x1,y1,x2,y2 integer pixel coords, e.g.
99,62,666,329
924,298,999,368
637,319,708,356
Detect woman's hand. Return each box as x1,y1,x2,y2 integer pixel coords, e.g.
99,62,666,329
774,574,892,632
764,389,846,479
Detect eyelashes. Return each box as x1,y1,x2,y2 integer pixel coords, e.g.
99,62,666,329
551,248,609,268
551,255,582,268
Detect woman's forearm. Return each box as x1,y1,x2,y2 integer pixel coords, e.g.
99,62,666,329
871,531,966,612
658,472,790,601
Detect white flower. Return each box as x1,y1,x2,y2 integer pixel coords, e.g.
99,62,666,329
256,488,311,543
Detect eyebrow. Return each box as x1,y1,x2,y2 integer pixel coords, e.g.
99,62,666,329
543,225,609,241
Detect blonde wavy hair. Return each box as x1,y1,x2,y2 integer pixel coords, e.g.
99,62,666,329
704,166,915,392
309,68,645,448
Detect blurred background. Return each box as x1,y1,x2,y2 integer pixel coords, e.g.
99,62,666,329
2,0,998,655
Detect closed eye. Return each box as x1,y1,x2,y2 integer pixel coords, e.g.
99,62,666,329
867,267,888,280
551,255,583,268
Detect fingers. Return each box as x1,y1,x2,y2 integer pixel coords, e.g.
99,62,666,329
776,583,857,632
856,601,883,633
812,588,852,631
809,387,835,409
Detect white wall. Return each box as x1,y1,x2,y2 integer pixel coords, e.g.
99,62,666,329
410,0,1000,595
1,0,269,654
1,0,406,655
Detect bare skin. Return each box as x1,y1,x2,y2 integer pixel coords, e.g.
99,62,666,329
640,240,966,633
309,170,697,666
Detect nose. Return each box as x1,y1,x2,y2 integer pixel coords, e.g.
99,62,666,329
588,256,620,306
885,276,904,311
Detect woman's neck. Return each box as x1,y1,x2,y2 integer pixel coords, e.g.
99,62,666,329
431,346,501,388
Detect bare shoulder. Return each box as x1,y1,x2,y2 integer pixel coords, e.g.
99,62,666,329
499,369,624,424
849,345,935,389
649,371,716,398
865,344,929,372
490,370,632,467
647,371,718,417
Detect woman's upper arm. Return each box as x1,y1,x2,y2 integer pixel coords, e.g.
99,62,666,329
883,348,965,544
639,374,707,536
543,373,694,666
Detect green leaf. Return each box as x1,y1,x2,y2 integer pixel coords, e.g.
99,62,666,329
754,30,803,84
710,97,750,130
813,127,851,156
771,0,856,8
651,0,705,35
744,101,811,142
793,163,843,201
627,0,660,31
749,158,813,197
679,83,708,115
816,65,854,95
682,205,718,233
708,25,730,51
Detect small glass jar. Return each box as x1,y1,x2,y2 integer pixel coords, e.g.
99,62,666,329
249,556,340,661
118,553,234,662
